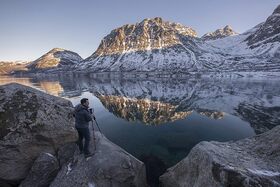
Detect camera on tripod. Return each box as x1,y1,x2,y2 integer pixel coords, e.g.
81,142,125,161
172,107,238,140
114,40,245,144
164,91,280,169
89,108,93,114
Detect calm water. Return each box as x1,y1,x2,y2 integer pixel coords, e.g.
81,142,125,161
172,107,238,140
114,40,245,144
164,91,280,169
1,74,280,169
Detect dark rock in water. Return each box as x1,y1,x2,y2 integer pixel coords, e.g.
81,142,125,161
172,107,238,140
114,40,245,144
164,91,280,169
0,83,77,185
50,131,148,187
159,125,280,187
19,152,59,187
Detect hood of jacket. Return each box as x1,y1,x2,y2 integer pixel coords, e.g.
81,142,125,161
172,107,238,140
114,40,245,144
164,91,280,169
74,104,88,113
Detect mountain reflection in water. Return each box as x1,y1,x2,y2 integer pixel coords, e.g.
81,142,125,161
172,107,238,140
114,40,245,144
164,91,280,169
96,93,224,125
1,74,279,169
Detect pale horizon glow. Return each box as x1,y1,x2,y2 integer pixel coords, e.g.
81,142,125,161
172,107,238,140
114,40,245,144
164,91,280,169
0,0,279,61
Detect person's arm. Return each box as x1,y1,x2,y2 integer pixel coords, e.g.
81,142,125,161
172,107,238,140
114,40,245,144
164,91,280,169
84,110,93,122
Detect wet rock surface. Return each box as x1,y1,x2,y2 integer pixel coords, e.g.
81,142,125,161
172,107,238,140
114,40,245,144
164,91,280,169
160,125,280,187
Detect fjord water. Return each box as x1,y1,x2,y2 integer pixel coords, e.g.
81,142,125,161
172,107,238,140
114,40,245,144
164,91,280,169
1,74,279,169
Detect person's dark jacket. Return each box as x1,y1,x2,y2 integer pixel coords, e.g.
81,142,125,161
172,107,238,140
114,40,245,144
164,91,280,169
74,104,92,128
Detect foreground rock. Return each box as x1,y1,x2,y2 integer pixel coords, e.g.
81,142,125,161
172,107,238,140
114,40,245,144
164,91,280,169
160,125,280,187
19,153,59,187
50,131,148,187
0,83,77,185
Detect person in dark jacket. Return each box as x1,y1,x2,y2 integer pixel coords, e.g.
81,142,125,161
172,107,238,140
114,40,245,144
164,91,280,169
74,98,95,157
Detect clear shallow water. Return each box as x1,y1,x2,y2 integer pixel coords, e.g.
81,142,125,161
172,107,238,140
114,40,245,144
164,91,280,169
1,74,279,169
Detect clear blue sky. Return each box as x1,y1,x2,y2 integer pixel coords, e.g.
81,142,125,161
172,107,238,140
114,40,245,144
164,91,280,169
0,0,279,61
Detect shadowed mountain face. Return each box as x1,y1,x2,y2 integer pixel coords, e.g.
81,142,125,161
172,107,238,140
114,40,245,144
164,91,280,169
246,5,280,48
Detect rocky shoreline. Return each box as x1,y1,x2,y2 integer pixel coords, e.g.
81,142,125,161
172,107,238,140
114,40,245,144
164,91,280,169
0,83,279,187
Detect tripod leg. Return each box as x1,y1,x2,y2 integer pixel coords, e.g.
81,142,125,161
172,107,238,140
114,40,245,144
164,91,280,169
91,121,96,151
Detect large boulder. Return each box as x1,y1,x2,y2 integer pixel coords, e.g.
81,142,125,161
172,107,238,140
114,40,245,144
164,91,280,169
160,125,280,187
50,131,148,187
19,153,59,187
0,83,77,185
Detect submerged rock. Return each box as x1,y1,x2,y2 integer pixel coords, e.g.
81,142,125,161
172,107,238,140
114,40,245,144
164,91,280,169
159,125,280,187
0,83,77,185
19,153,59,187
50,131,148,187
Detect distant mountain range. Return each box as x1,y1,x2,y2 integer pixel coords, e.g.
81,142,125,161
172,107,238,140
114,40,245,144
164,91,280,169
1,4,279,74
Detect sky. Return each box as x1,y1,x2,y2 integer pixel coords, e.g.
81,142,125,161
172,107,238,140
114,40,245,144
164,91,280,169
0,0,279,61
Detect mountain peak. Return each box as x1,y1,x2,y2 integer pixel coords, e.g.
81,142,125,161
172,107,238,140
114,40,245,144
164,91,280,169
224,25,233,30
49,48,65,53
140,17,163,24
90,18,197,57
202,25,238,40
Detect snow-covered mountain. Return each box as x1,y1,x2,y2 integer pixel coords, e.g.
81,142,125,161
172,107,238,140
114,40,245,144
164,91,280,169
26,48,83,72
79,17,200,72
78,4,280,72
201,25,238,40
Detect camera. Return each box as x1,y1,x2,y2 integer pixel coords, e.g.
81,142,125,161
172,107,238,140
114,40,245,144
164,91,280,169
89,108,93,114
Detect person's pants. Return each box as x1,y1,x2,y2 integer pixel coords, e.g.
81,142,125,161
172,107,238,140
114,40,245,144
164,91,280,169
76,127,90,154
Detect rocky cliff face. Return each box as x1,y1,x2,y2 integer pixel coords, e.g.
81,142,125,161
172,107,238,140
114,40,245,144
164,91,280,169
202,25,238,40
27,48,83,72
89,17,196,57
160,125,280,187
0,83,77,186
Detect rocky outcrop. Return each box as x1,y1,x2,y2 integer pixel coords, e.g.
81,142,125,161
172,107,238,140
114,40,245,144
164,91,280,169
19,153,59,187
202,25,238,40
159,125,280,187
50,131,148,187
0,83,77,186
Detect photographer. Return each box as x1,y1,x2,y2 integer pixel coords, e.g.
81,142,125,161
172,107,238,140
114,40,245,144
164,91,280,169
73,98,95,158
